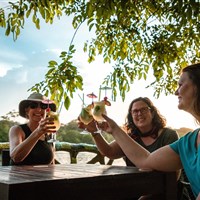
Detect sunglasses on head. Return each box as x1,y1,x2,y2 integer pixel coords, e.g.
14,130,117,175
28,101,56,111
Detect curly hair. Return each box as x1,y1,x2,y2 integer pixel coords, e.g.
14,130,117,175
124,97,166,135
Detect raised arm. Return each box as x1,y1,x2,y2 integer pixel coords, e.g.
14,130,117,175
102,114,182,171
78,119,124,159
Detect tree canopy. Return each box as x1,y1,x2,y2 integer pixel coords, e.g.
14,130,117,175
0,0,199,110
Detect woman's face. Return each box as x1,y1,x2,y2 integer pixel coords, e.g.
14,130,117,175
26,101,46,122
131,100,153,131
175,72,197,114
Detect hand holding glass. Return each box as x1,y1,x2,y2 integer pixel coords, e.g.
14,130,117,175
47,111,61,143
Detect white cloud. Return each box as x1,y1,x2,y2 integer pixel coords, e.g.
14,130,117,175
0,61,24,76
0,64,11,77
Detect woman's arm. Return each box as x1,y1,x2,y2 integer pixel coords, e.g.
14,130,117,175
78,119,124,159
9,125,42,162
103,114,182,171
92,134,124,159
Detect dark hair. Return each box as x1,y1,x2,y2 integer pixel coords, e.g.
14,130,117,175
182,63,200,117
125,97,166,135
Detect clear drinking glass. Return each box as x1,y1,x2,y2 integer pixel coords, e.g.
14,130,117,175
47,111,61,143
79,104,93,134
92,101,107,134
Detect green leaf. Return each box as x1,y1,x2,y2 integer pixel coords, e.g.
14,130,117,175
64,96,70,110
49,60,58,66
35,18,40,29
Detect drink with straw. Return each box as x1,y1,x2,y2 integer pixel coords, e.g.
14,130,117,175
92,97,111,134
42,99,61,143
47,111,60,131
78,93,97,134
79,104,93,125
78,90,111,134
46,109,61,143
92,85,112,134
79,104,94,134
92,101,107,122
93,86,112,123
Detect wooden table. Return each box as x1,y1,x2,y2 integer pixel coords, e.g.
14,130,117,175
0,164,177,200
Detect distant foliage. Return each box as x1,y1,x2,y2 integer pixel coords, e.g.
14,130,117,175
0,120,18,142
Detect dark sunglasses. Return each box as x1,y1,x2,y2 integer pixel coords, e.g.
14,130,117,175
28,101,56,111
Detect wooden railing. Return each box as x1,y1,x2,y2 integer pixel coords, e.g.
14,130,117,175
0,142,114,165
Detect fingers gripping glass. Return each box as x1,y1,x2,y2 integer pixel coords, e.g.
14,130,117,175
46,111,61,143
131,107,151,116
28,102,56,111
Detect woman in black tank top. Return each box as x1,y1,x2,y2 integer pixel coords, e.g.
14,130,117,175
9,93,56,165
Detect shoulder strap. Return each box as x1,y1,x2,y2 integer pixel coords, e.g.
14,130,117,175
19,124,32,138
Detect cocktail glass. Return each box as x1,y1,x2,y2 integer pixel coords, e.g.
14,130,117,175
92,101,107,134
79,104,93,134
47,110,61,143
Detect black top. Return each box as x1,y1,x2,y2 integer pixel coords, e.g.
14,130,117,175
125,128,178,166
11,124,54,165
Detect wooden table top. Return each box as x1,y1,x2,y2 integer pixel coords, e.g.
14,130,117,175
0,164,177,200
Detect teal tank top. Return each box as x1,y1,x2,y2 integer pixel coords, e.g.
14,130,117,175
170,129,200,197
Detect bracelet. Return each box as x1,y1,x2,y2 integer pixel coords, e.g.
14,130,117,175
91,132,99,137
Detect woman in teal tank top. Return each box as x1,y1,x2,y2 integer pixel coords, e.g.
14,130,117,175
101,63,200,199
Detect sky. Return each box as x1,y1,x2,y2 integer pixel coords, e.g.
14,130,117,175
0,2,198,130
